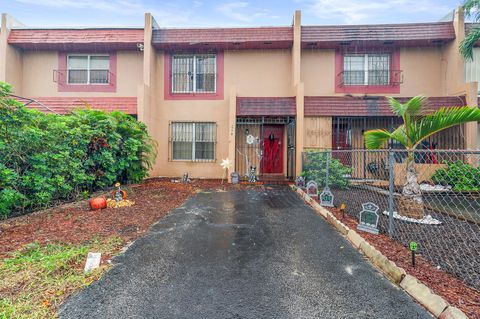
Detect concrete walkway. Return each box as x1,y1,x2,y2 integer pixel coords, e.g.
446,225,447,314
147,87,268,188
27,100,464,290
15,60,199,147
60,187,431,319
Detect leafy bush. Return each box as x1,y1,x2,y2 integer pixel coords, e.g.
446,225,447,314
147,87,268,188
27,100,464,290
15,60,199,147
0,82,156,218
301,151,351,189
432,161,480,192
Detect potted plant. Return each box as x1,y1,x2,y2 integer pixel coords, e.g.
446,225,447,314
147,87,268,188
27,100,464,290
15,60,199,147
364,96,480,219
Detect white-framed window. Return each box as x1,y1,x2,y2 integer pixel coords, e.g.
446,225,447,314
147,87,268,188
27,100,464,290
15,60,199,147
67,54,110,84
171,122,216,161
343,53,390,86
171,54,216,93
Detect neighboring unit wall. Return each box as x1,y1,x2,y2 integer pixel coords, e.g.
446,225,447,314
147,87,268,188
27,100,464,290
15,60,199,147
301,47,445,97
20,51,142,97
0,14,23,93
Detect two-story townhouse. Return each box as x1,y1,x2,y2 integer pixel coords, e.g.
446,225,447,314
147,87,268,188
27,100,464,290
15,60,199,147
0,7,478,182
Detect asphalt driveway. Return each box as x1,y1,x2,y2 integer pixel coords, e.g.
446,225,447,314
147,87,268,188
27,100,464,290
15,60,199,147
60,186,431,319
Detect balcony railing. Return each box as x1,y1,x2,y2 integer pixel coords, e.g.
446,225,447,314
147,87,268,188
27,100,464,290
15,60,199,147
337,70,403,87
53,69,115,85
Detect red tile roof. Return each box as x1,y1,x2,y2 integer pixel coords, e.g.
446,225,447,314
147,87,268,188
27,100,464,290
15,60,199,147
16,97,137,115
302,22,455,48
237,97,296,116
8,29,144,50
304,96,466,117
153,27,293,50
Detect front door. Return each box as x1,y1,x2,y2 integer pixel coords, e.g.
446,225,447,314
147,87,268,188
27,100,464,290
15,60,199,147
261,125,284,174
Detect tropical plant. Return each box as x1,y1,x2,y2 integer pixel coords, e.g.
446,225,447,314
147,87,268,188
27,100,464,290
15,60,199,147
460,0,480,60
432,161,480,192
301,151,351,189
0,81,157,218
364,96,480,217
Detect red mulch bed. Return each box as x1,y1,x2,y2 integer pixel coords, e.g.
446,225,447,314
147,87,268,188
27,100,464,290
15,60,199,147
0,178,233,258
327,207,480,318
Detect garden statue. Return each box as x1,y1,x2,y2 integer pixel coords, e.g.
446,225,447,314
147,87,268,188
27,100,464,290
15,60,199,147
107,182,134,208
114,182,124,202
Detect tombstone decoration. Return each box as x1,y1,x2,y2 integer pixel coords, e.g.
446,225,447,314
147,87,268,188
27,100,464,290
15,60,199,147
248,166,257,183
320,186,334,207
320,152,334,207
357,202,380,235
295,176,305,188
306,180,318,198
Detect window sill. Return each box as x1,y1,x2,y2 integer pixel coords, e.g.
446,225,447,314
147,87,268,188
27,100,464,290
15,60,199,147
170,159,217,163
164,92,223,101
335,84,400,94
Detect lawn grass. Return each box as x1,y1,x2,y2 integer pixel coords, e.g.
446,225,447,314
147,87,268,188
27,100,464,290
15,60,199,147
0,236,123,319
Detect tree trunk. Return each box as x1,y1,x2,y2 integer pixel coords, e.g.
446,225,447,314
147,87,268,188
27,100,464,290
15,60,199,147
398,156,425,219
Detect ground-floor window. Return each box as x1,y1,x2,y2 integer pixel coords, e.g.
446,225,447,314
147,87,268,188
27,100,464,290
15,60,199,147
170,122,216,161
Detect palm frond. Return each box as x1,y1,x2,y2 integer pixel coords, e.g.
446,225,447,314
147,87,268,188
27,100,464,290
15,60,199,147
364,129,393,149
403,95,427,116
389,125,410,148
388,97,406,117
411,106,480,148
460,28,480,61
463,0,480,21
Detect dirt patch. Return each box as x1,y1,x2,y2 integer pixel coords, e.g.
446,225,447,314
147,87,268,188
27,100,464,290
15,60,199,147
327,206,480,319
0,178,239,258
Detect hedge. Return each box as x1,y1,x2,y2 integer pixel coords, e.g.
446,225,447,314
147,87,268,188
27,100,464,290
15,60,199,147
0,82,156,218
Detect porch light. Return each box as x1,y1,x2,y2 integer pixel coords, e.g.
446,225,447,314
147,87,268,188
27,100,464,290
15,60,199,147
245,128,249,135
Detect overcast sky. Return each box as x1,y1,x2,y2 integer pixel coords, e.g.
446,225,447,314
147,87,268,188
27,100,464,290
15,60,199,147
0,0,463,28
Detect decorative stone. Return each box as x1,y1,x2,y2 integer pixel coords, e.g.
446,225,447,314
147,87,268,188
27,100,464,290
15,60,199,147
357,202,380,235
306,180,318,197
320,186,334,207
84,252,101,273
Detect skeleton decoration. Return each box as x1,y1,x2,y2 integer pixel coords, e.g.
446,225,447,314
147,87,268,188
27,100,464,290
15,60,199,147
182,173,190,183
295,176,305,188
248,166,257,182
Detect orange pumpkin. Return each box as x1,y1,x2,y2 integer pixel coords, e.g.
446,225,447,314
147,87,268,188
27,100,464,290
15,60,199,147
89,197,107,210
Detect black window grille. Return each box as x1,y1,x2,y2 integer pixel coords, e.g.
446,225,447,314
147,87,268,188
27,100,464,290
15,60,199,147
171,54,216,93
170,122,216,161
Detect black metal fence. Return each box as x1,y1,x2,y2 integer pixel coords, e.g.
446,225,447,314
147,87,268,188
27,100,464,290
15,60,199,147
302,149,480,291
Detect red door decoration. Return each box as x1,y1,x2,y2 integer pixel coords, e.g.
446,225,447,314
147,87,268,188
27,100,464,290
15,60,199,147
261,125,284,174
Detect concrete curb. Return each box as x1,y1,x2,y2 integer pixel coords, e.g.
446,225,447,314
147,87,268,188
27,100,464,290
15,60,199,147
291,185,469,319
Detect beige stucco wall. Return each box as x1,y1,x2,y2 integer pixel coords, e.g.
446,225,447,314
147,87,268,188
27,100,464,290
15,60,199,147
146,52,229,178
20,50,143,97
224,49,293,96
301,49,335,96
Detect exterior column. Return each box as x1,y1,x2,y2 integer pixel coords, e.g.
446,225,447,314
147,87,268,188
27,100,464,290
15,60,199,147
465,82,478,150
292,10,304,177
227,86,237,183
140,13,155,125
295,83,305,176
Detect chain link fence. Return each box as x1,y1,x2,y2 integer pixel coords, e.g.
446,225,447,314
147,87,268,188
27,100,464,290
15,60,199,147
302,149,480,290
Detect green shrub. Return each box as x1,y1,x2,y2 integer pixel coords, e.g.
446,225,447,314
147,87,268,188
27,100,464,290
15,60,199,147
431,161,480,192
301,151,351,189
0,81,156,218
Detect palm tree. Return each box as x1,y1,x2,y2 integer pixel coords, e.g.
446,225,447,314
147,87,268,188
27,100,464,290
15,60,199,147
460,0,480,60
364,96,480,218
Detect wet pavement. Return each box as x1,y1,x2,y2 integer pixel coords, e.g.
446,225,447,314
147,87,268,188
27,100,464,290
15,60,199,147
59,187,431,319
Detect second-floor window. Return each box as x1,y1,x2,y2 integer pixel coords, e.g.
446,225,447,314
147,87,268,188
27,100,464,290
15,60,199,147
67,55,110,85
171,54,216,93
343,53,390,86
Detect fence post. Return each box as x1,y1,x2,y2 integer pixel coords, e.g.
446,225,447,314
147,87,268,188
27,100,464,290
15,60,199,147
325,151,330,188
388,149,395,237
